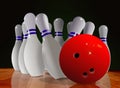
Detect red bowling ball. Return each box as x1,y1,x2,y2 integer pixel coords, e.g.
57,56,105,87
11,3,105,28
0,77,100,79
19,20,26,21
59,34,111,83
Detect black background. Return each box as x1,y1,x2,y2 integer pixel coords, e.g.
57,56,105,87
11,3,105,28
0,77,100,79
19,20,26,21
0,0,120,70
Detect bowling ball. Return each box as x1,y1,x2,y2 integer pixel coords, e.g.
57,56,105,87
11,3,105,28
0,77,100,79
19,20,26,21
59,34,110,83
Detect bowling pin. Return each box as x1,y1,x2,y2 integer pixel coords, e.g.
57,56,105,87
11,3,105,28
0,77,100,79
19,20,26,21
67,16,85,39
35,13,66,79
18,22,28,74
24,13,44,77
43,23,52,72
49,23,52,31
54,18,64,46
99,25,111,69
99,25,108,46
67,21,73,35
83,21,95,35
11,24,22,71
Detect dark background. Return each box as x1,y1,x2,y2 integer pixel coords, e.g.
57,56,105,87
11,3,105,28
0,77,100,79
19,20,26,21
0,0,120,70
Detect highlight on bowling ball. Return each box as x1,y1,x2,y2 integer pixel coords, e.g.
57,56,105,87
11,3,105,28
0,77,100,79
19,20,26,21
59,34,111,83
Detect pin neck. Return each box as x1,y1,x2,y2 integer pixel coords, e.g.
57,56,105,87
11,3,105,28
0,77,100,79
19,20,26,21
55,32,63,36
41,29,51,37
27,29,36,35
23,34,28,39
68,32,78,37
100,37,107,42
16,36,22,41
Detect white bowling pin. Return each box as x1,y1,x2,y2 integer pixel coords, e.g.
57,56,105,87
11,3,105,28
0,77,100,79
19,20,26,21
54,18,64,46
24,13,44,77
49,23,52,31
11,24,22,71
43,23,52,72
18,22,28,74
99,25,108,46
67,16,85,39
99,25,111,69
67,21,73,35
83,21,95,35
35,13,66,79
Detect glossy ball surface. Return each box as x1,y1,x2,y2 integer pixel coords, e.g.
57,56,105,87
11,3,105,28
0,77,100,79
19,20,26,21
60,34,110,83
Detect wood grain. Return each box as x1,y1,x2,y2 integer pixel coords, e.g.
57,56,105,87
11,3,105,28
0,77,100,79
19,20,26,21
0,68,120,88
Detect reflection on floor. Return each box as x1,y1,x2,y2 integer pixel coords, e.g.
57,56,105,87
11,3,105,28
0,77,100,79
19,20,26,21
0,68,120,88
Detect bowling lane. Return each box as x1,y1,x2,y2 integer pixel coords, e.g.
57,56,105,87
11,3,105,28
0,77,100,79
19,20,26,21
1,68,120,88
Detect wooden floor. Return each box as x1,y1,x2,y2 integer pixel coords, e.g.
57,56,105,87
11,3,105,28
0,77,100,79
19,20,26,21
0,68,120,88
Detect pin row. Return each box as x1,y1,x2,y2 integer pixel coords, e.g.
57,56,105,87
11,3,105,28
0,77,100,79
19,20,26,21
11,12,109,79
